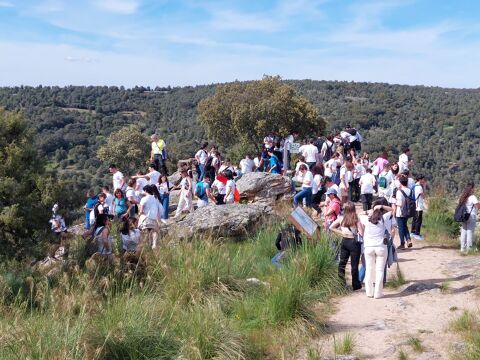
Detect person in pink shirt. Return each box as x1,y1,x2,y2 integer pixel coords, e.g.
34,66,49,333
324,188,342,230
372,151,389,175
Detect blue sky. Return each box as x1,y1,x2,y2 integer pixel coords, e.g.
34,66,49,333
1,0,479,88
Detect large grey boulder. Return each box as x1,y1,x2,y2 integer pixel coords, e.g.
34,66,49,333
236,172,291,201
169,202,273,239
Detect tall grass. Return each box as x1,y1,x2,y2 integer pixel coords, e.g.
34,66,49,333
423,190,459,247
450,311,480,359
0,223,343,359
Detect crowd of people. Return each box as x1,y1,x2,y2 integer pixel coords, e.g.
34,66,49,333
48,124,478,298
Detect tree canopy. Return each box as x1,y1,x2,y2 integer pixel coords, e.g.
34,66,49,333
197,76,325,151
97,125,151,175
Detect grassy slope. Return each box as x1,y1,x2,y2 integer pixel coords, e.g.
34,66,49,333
0,223,343,359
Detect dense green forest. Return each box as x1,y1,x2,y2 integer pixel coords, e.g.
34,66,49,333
0,80,478,202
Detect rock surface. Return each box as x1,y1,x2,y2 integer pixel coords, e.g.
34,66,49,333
236,172,291,201
170,202,273,239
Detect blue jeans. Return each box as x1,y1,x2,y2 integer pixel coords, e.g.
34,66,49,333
198,164,205,181
272,251,287,268
85,211,91,229
397,217,410,246
293,187,312,207
160,194,169,219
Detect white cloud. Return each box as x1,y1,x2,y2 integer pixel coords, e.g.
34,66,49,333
0,1,14,7
94,0,141,14
209,9,280,32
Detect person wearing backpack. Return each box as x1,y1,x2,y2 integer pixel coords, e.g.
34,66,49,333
395,174,414,249
377,164,393,198
456,183,480,253
330,202,365,291
411,175,426,240
196,176,214,208
321,135,335,162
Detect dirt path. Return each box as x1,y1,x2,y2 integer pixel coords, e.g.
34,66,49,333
306,235,480,359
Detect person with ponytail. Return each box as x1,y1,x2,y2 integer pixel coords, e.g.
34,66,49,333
330,202,364,291
458,183,479,252
362,200,394,299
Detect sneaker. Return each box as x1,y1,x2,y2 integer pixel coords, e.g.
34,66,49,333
397,244,406,250
414,234,424,241
407,240,413,248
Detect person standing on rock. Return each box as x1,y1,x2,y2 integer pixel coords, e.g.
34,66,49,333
330,202,364,291
157,175,170,222
109,164,125,192
362,202,394,298
195,142,209,182
174,170,194,217
150,134,167,175
224,170,236,204
267,148,282,174
458,183,480,252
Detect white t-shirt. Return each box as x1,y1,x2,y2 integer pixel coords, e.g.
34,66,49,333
466,195,479,217
122,229,141,251
195,149,208,165
312,174,322,195
414,184,425,211
240,158,255,174
295,161,309,174
225,180,235,202
396,187,412,218
104,193,114,213
362,213,395,247
140,195,161,220
113,171,124,191
126,186,137,203
354,163,365,179
158,182,169,195
324,159,337,177
302,171,314,189
360,173,376,194
299,144,318,163
407,177,415,189
398,153,409,171
213,179,226,195
321,140,334,157
254,157,261,168
136,178,148,195
147,170,161,186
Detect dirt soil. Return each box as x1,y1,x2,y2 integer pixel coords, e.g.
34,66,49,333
301,222,480,359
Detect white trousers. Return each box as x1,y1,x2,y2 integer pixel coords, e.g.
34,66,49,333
175,191,193,216
460,215,476,252
364,245,388,298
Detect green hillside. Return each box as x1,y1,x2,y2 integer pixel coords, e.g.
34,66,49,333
0,80,478,196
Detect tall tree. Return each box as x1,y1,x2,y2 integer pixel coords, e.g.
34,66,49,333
97,125,150,175
0,108,50,258
197,76,325,151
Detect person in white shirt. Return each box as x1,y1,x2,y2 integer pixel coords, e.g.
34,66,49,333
101,186,114,215
120,217,141,253
398,148,412,173
133,164,161,186
359,168,376,215
299,139,319,169
410,175,426,240
125,178,140,217
134,171,148,198
361,202,394,299
174,170,194,217
224,170,236,204
324,153,340,184
138,185,163,248
293,164,313,208
458,183,480,252
377,164,393,198
195,142,209,182
321,135,335,162
395,174,413,249
109,164,125,191
239,154,255,175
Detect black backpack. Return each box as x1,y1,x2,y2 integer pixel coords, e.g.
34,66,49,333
313,138,324,152
324,142,334,161
399,189,416,218
454,203,472,222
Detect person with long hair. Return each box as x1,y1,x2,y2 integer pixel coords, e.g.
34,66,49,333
223,170,236,204
113,189,128,219
330,202,365,290
362,201,394,298
293,164,314,208
138,185,163,248
324,188,342,230
120,217,141,253
157,174,170,222
311,165,325,218
458,183,480,252
93,213,113,257
174,169,194,217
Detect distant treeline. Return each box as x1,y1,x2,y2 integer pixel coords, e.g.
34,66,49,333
0,80,478,197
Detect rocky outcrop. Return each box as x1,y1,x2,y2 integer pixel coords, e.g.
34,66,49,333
236,172,291,202
169,202,273,239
